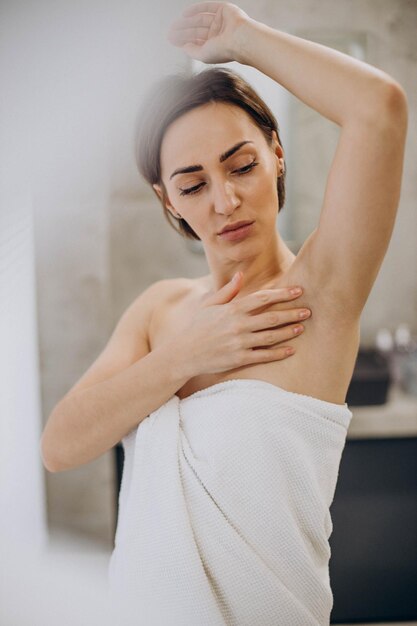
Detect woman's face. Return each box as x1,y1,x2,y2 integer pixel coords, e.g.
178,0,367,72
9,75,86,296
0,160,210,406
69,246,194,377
153,101,284,247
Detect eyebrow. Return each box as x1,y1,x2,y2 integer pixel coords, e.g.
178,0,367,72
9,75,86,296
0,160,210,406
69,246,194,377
169,140,255,180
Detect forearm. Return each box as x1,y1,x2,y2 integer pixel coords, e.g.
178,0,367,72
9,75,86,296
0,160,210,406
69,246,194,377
41,340,192,472
233,18,400,126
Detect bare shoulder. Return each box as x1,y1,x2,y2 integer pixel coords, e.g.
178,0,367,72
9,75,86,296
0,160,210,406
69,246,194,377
144,277,196,311
59,279,188,401
123,277,191,321
146,276,202,320
146,274,197,321
146,276,210,352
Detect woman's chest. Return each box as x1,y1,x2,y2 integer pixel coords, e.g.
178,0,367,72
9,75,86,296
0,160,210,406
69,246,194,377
148,277,361,405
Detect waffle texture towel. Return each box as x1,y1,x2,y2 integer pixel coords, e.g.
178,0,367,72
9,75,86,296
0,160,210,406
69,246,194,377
107,378,352,626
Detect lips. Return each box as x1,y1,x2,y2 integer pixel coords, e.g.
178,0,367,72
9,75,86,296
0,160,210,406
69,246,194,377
218,220,254,235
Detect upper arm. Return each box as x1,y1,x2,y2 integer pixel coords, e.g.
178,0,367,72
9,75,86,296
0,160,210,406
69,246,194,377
303,81,408,318
60,280,166,401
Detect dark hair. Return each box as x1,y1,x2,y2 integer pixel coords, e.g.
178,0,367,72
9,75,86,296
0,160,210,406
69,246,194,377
134,67,286,241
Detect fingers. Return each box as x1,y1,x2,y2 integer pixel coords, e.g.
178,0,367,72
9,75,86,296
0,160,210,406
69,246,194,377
247,306,311,332
169,14,214,31
240,344,295,366
237,287,305,314
167,24,210,46
182,2,222,17
244,321,304,348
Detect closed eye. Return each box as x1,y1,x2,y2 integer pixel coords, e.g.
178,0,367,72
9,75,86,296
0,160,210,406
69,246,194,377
178,161,259,197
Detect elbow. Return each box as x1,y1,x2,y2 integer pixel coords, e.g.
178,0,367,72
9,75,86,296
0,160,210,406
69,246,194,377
386,80,408,114
377,80,408,127
358,76,408,129
359,80,409,141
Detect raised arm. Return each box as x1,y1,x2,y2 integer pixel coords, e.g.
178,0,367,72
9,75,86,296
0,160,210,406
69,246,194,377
233,16,408,317
168,2,408,317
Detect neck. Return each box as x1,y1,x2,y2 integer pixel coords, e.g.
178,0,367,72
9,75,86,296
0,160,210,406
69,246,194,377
203,230,296,297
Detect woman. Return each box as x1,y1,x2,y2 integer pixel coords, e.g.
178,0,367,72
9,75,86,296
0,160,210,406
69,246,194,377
105,3,407,624
45,2,408,624
135,0,407,407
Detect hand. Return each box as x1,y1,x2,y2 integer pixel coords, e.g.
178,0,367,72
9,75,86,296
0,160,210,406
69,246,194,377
166,1,251,64
179,272,311,377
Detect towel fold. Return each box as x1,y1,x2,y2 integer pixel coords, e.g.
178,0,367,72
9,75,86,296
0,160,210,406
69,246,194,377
107,378,352,626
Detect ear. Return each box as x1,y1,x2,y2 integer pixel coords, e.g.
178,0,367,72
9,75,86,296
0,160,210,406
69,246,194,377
152,183,179,219
152,183,164,202
271,131,285,174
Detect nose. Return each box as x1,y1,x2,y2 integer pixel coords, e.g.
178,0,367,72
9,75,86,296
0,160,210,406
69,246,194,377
213,180,240,215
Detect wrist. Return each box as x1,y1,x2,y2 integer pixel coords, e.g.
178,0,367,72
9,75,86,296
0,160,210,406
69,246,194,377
231,17,260,66
164,335,200,381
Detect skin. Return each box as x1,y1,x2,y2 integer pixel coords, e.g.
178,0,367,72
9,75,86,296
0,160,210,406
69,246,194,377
152,100,297,299
149,99,363,408
165,2,407,319
40,3,408,472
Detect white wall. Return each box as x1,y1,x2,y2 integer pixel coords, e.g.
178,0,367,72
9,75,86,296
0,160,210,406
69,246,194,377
0,197,47,558
0,0,48,565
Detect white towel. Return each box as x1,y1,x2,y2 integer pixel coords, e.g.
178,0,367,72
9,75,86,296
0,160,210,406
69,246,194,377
107,378,352,626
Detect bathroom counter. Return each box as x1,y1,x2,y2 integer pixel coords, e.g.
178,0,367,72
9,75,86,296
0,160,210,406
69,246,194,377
348,384,417,439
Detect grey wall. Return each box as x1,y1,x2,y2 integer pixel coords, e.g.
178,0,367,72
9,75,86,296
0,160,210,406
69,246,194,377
5,0,414,545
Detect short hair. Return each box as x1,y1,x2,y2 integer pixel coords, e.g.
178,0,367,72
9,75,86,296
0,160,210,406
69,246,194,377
134,67,286,241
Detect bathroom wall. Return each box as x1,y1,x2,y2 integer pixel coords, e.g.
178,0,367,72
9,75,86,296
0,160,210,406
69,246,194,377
6,0,414,545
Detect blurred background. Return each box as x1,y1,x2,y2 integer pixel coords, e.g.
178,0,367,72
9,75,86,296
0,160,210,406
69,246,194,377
1,0,416,624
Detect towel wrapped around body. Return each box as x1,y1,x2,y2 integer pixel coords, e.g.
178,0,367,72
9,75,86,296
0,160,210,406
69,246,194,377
107,378,352,626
